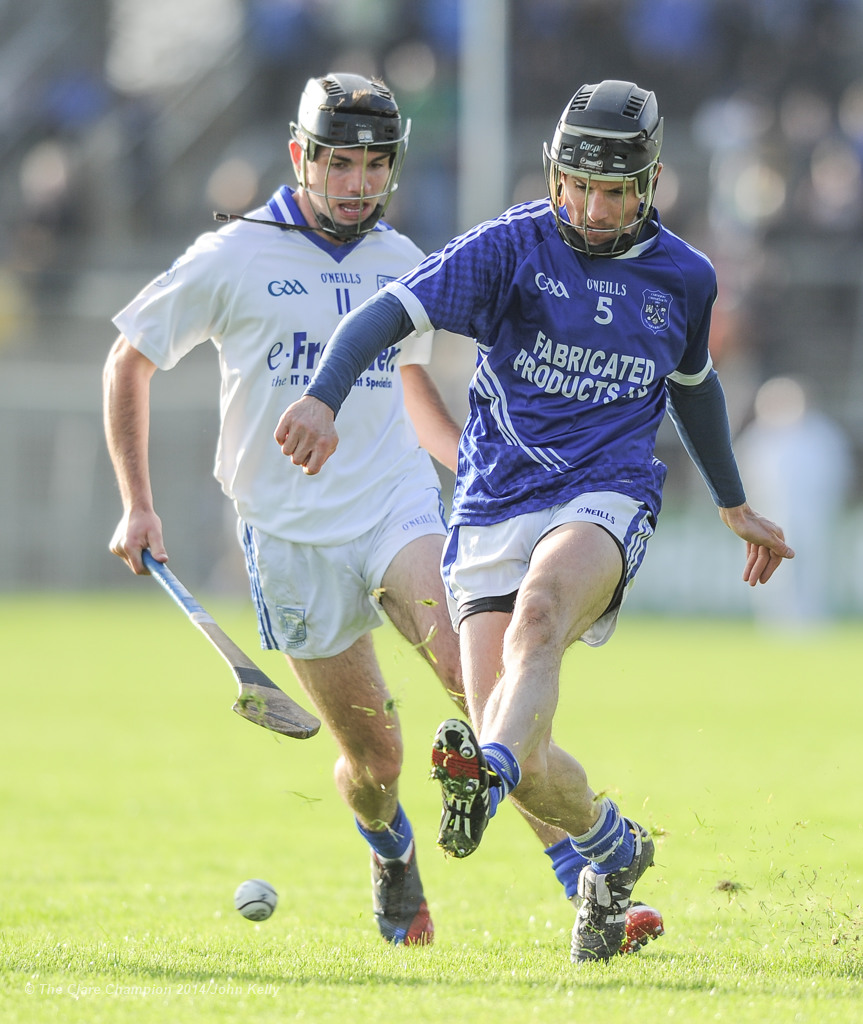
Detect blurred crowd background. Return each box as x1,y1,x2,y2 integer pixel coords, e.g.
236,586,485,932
2,0,862,628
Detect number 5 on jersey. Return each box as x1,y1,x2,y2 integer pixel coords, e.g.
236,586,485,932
594,296,613,324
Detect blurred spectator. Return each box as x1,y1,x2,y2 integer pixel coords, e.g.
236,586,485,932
2,0,863,597
245,0,327,118
735,376,855,628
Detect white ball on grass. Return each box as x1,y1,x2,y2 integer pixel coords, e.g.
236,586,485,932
234,879,278,921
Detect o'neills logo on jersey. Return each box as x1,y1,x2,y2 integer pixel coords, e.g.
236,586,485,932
535,272,570,299
641,289,672,333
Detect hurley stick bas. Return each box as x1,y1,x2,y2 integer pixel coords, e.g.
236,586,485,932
142,550,320,739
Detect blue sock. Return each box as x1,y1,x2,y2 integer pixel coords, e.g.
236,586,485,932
570,797,634,874
482,742,521,819
544,837,589,900
356,803,413,862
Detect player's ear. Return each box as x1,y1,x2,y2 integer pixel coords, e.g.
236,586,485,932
289,140,304,178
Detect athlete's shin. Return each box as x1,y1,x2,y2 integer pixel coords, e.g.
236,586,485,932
335,749,401,833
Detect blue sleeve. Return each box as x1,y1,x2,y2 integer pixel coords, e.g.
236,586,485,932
304,290,415,415
665,370,746,508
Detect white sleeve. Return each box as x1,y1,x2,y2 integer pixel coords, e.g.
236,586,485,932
112,232,232,370
386,280,435,334
397,328,433,366
385,280,436,367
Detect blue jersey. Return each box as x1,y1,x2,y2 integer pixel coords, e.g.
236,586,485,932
389,201,717,527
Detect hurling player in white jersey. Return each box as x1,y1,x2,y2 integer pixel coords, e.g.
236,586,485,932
275,80,795,963
103,71,468,947
104,72,629,951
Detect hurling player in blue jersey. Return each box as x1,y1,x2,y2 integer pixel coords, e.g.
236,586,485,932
274,80,794,962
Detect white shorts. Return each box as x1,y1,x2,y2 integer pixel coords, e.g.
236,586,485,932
442,491,656,647
241,484,446,660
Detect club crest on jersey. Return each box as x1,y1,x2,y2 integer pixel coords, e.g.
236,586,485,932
276,606,307,647
641,289,672,333
377,274,396,289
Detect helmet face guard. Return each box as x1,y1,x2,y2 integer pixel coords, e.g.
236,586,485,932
544,80,663,257
291,72,410,239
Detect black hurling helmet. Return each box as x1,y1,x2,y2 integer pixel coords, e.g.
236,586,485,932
290,72,410,239
543,80,663,257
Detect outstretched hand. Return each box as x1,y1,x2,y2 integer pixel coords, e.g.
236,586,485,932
718,503,795,586
274,395,339,475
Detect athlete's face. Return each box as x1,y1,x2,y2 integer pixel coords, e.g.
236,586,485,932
559,172,645,248
292,143,393,231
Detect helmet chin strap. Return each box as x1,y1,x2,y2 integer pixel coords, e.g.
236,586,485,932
211,205,382,239
308,201,385,240
582,232,638,257
576,207,646,257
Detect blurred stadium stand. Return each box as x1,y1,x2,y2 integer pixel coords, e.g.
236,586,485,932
1,0,862,620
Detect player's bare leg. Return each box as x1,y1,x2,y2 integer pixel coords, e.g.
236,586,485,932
382,535,589,843
383,538,611,886
379,533,465,710
441,522,620,839
287,635,403,830
479,521,621,833
287,636,431,945
432,522,658,960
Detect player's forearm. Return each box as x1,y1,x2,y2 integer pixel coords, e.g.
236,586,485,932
665,371,746,508
400,364,461,472
305,290,415,415
103,338,157,511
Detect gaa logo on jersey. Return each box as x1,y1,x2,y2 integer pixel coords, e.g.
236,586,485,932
535,272,570,298
268,279,308,297
641,289,672,333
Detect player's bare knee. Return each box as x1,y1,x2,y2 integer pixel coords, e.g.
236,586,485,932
508,589,564,651
361,756,402,796
336,746,402,798
356,737,404,790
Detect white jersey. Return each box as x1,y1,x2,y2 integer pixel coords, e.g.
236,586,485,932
113,187,441,545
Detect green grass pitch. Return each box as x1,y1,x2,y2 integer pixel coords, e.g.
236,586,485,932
1,594,861,1023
